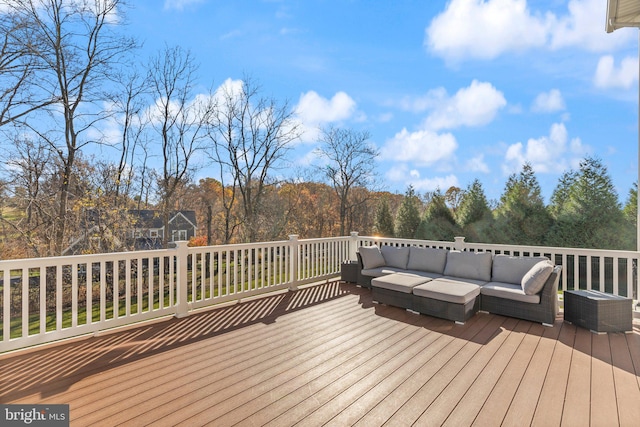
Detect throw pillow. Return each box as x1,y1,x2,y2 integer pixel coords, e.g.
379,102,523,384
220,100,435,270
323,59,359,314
381,245,410,269
492,254,550,285
407,246,448,274
359,245,385,270
521,260,554,295
443,250,493,282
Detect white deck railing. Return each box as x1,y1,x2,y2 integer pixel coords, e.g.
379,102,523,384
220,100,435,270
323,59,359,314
1,233,637,353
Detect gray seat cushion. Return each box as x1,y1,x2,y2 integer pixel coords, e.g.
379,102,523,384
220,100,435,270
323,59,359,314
439,276,489,287
407,246,448,274
413,279,481,304
492,254,549,285
381,245,410,269
481,282,541,304
404,270,444,280
361,267,408,277
443,251,492,282
358,245,385,270
371,273,431,293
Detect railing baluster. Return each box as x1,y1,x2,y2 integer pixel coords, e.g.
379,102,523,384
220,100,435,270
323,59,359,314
40,267,46,335
125,258,131,316
599,256,606,293
56,265,62,330
613,256,620,295
586,255,592,291
21,269,28,338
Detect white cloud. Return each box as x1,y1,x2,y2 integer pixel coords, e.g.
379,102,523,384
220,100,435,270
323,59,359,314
426,0,549,61
594,55,639,89
426,0,634,62
293,91,358,142
423,80,506,130
380,128,458,166
295,91,356,123
550,0,633,52
531,89,565,113
164,0,204,11
411,173,460,192
398,88,446,113
466,154,490,173
503,122,589,174
385,165,459,192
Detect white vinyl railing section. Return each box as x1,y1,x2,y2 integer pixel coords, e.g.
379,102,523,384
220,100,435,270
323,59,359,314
1,232,637,353
1,235,351,353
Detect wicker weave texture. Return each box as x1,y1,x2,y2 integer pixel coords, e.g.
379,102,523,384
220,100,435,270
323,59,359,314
564,290,632,333
372,287,413,310
412,294,479,323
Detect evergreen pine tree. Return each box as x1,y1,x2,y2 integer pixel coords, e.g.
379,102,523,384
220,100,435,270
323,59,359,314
374,197,395,237
394,186,422,239
415,190,459,241
622,182,638,250
548,157,627,249
491,163,552,245
456,179,493,242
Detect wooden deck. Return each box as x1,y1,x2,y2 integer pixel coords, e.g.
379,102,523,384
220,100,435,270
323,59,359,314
1,281,639,426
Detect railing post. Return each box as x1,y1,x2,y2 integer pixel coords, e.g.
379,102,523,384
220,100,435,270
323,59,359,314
289,234,299,291
454,236,466,251
175,240,190,318
349,231,359,262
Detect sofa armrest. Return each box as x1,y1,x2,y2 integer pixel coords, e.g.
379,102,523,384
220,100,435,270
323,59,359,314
356,251,373,288
540,265,562,315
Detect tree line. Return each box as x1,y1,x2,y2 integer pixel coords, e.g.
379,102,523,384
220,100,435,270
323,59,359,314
379,159,637,251
0,2,635,259
0,1,381,258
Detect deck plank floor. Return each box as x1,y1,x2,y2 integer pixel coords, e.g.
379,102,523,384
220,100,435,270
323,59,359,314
1,281,639,427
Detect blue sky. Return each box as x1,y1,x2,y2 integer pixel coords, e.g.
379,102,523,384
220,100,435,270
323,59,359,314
126,0,639,204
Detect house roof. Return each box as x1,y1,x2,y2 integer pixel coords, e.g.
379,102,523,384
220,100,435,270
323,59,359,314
129,210,197,229
606,0,640,32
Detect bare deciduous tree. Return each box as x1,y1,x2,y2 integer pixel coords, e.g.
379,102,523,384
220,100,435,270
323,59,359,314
316,126,379,236
206,77,301,242
5,0,137,255
0,7,52,127
147,45,211,247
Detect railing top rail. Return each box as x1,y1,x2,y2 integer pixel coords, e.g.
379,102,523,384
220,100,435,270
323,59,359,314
186,236,353,253
356,236,640,258
463,242,639,257
356,236,457,247
0,247,174,269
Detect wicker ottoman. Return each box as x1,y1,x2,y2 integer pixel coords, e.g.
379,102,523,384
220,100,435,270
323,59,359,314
412,280,481,324
564,290,632,333
371,273,430,311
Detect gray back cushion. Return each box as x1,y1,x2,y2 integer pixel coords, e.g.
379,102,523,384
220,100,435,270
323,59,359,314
381,245,410,269
358,245,385,270
522,260,554,295
407,246,448,274
443,251,492,282
492,254,550,284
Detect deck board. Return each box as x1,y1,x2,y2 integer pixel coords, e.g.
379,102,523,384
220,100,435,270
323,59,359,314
562,325,592,426
1,281,639,427
471,322,544,426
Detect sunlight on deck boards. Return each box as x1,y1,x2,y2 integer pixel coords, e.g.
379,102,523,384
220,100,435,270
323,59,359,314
1,281,639,426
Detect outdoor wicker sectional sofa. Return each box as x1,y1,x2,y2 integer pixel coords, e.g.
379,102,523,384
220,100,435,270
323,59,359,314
356,244,561,325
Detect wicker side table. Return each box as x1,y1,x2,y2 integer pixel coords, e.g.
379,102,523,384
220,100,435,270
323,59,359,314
341,261,359,283
564,290,632,333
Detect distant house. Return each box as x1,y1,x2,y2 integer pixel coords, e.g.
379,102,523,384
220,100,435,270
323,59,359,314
63,209,198,254
129,210,197,250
